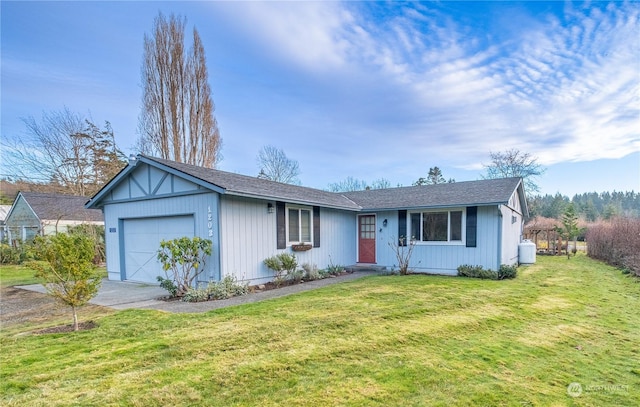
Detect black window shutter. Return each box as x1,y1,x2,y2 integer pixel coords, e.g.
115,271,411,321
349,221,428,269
398,210,407,246
313,206,320,247
466,206,477,247
276,201,286,249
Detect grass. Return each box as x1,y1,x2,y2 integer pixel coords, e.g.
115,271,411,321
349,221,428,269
0,264,108,288
0,264,42,288
1,254,638,406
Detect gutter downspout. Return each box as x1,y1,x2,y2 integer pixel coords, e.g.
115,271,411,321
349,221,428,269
497,205,503,270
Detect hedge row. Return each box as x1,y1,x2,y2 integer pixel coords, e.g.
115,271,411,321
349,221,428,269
586,217,640,277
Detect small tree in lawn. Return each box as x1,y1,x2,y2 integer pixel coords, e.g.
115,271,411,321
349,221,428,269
157,236,213,297
30,234,102,331
388,236,417,275
557,204,581,259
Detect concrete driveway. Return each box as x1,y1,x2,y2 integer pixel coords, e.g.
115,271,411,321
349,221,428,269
17,279,168,310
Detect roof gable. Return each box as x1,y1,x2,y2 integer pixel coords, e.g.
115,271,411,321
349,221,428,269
89,155,361,211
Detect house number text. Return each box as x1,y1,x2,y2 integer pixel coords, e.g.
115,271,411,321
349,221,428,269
207,206,213,237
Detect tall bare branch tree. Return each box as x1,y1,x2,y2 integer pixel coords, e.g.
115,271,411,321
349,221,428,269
1,108,126,196
256,145,301,184
482,148,545,195
138,13,222,168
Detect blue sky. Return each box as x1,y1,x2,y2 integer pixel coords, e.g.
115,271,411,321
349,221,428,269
1,1,639,197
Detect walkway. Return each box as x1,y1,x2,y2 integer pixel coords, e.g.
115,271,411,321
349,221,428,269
17,271,373,314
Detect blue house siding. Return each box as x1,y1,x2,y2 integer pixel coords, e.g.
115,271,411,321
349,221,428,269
88,156,528,286
290,207,356,274
219,195,356,284
375,206,502,275
219,195,276,284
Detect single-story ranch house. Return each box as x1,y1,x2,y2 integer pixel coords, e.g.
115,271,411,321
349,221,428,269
5,191,104,244
86,155,528,285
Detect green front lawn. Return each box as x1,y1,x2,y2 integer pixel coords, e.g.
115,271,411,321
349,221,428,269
1,255,638,406
0,264,107,288
0,264,41,288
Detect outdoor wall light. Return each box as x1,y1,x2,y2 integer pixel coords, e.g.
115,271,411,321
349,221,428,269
267,202,275,214
383,219,388,227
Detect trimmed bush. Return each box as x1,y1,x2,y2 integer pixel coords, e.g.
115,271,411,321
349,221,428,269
182,287,209,302
207,275,249,300
498,264,518,280
302,263,321,281
458,264,518,280
457,265,498,279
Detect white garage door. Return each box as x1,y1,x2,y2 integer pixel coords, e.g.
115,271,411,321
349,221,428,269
123,215,195,284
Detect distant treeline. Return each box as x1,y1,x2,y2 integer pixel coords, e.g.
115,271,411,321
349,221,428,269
529,191,640,220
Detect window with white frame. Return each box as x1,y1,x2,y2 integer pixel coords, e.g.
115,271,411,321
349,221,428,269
409,209,464,243
287,206,312,244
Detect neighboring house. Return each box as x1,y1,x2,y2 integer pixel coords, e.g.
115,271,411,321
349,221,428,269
86,155,528,285
5,192,104,243
0,205,11,241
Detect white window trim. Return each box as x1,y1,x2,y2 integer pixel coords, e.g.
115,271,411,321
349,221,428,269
285,205,313,245
408,208,466,246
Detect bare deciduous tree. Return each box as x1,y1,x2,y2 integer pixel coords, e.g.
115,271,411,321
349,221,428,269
1,108,126,196
256,145,301,184
327,176,392,192
327,176,368,192
138,13,222,168
482,149,545,194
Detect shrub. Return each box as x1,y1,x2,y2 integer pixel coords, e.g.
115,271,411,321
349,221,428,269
326,256,344,276
586,217,640,277
302,263,321,281
388,236,416,275
458,264,518,280
457,264,498,280
0,240,37,265
264,253,298,287
157,236,213,297
67,224,106,264
288,269,304,283
157,276,178,297
0,242,22,264
206,275,249,300
498,264,518,280
182,287,209,302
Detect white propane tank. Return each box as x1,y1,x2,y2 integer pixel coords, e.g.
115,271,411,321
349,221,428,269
518,239,537,264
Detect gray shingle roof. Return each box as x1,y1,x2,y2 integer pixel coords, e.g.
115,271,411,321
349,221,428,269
19,192,103,222
144,156,361,210
144,156,522,211
343,177,524,210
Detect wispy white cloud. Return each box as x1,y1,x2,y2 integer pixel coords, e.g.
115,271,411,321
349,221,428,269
218,1,639,174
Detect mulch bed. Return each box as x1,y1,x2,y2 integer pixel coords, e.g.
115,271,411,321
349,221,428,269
34,321,98,335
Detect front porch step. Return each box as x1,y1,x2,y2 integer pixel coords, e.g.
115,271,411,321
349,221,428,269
345,265,387,273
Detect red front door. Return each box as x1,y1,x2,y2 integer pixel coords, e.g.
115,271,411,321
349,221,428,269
358,215,376,263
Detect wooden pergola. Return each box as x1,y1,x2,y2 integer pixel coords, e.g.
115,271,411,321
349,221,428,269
524,217,565,255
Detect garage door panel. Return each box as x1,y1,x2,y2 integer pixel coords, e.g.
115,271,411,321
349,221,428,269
123,215,194,283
